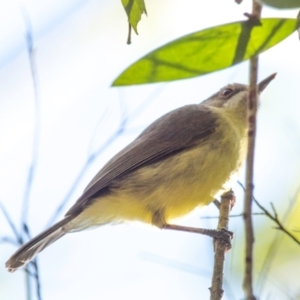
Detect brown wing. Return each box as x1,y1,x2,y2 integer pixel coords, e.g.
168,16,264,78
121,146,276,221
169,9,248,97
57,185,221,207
66,104,216,216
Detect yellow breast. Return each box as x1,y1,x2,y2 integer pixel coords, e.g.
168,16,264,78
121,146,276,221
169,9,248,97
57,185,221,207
67,107,247,232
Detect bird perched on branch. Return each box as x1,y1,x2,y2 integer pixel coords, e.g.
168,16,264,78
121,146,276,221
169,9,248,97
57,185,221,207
6,73,276,272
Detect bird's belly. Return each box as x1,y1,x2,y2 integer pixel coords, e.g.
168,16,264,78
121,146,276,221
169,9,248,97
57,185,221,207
67,131,246,231
109,133,244,224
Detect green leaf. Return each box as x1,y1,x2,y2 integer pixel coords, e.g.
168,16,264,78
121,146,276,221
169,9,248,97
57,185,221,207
258,0,300,9
121,0,147,34
113,18,300,86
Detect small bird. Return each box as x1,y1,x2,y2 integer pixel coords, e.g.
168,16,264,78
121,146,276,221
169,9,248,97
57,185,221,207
6,74,276,272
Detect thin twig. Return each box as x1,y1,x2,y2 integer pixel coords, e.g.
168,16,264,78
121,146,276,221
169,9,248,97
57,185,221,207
256,200,295,295
19,7,42,300
210,190,234,300
20,6,40,233
238,180,300,297
243,2,262,299
0,201,22,243
254,200,300,245
238,181,300,246
86,108,110,156
31,259,42,300
25,265,32,300
0,237,19,245
201,212,264,219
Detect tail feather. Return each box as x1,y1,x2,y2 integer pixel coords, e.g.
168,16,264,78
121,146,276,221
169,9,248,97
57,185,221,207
6,215,75,272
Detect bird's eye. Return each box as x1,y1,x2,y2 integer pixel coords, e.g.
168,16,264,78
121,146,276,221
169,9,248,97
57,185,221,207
221,88,233,97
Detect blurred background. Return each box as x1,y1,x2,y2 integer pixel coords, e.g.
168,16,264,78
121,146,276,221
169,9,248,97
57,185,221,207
1,0,300,299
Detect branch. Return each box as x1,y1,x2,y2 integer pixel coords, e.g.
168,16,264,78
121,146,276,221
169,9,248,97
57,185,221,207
0,236,19,246
243,2,262,300
254,200,300,245
30,259,42,300
255,197,300,295
0,201,22,243
25,265,32,300
210,190,234,300
238,180,300,246
201,212,264,219
237,179,300,297
20,6,40,234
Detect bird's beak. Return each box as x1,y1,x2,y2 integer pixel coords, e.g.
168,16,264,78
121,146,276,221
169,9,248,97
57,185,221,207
258,73,277,94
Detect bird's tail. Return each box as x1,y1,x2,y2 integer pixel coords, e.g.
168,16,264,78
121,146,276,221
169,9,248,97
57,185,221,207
6,215,75,272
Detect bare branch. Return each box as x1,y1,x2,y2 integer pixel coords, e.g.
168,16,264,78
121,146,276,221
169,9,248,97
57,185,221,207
210,190,234,300
256,201,297,296
254,200,300,246
31,259,42,300
201,212,264,219
243,2,262,299
0,201,22,243
19,6,41,234
238,181,300,246
25,265,32,300
238,180,300,294
0,236,19,246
